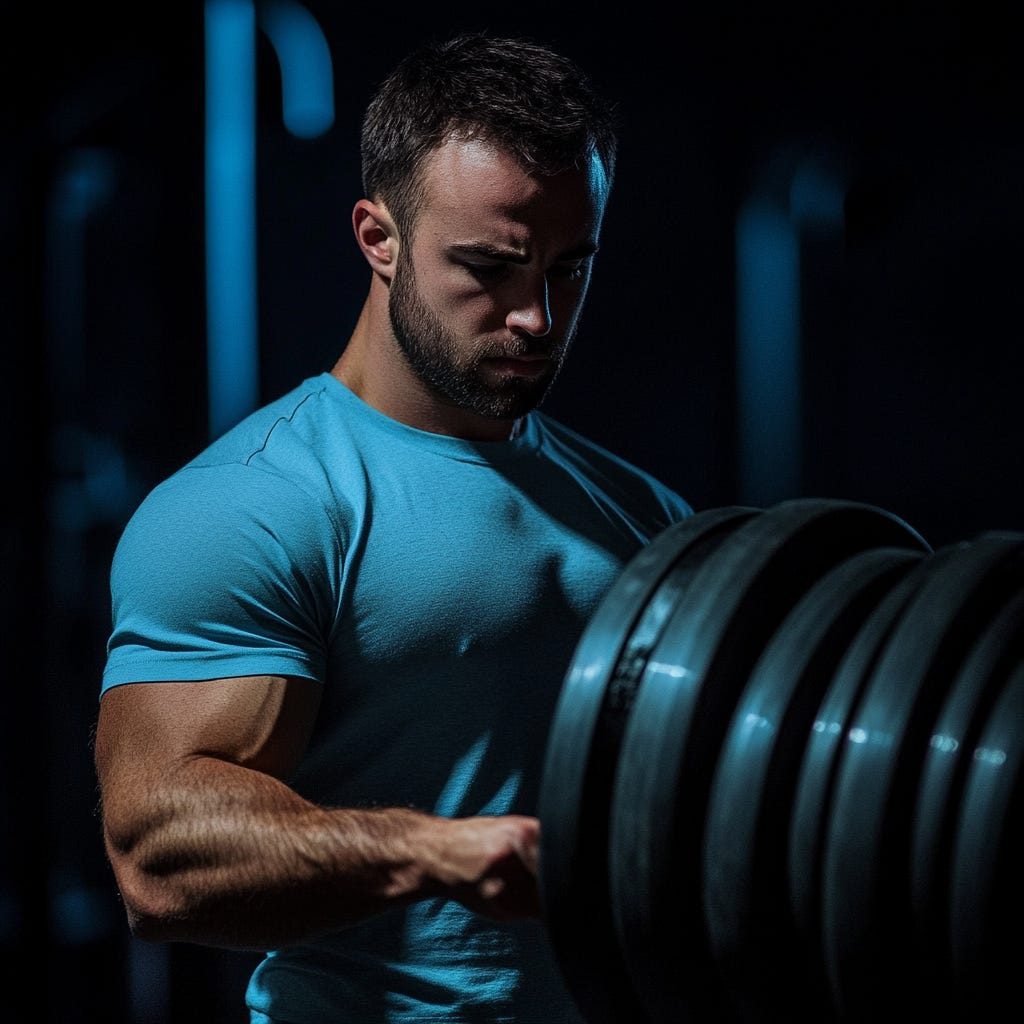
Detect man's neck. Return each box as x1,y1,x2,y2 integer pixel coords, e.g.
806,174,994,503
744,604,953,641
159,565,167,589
330,317,520,442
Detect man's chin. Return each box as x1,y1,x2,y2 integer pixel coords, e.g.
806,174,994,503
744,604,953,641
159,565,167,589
475,388,551,421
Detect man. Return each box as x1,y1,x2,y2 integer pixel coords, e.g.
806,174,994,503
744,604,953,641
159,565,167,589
95,31,692,1023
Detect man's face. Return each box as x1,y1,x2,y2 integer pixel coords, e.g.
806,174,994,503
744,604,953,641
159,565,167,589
387,138,609,423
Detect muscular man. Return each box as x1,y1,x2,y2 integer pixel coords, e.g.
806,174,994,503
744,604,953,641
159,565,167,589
95,31,692,1023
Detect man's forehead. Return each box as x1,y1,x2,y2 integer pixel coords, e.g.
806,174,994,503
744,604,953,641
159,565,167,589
419,137,608,242
424,138,607,205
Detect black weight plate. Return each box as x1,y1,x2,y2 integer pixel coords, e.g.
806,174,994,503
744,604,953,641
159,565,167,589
609,498,930,1023
909,586,1024,1002
786,551,947,990
950,657,1024,1017
538,505,757,1024
822,532,1024,1020
703,545,924,1022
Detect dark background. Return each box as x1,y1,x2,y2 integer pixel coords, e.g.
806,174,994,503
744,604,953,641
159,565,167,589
3,2,1021,1021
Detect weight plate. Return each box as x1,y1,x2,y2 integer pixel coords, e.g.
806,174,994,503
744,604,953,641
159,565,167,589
610,498,930,1023
950,657,1024,1016
909,586,1024,1002
821,532,1024,1020
703,545,924,1021
786,549,951,978
538,505,758,1024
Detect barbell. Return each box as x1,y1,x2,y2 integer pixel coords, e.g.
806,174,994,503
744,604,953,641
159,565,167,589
538,497,1024,1023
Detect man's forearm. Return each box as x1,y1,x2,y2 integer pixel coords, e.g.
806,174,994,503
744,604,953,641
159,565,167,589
103,755,539,949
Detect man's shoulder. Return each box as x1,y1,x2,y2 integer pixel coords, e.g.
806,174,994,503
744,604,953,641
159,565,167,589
187,373,338,468
123,374,362,540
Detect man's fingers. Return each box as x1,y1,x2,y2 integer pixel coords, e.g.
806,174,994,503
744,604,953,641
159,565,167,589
435,814,543,920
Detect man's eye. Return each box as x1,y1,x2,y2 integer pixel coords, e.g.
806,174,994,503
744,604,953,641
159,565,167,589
551,262,587,282
464,262,506,280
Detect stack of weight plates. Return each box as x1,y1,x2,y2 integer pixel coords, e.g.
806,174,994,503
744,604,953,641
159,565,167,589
538,497,1024,1023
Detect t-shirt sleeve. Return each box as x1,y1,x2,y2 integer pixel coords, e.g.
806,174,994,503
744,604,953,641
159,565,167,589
101,463,343,693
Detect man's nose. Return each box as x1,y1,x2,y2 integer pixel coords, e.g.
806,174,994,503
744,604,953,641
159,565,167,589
506,275,552,337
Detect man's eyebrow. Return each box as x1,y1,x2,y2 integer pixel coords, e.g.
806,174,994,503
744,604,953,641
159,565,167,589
448,241,599,263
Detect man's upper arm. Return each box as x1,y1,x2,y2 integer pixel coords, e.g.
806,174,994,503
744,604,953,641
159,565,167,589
95,675,322,800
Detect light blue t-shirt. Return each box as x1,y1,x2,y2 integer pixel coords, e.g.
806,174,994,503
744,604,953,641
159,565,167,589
103,372,692,1023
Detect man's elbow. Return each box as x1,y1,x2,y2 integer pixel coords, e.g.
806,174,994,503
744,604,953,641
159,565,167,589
106,849,193,943
117,880,188,942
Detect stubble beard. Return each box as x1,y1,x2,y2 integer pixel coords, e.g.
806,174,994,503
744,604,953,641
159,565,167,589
388,250,571,421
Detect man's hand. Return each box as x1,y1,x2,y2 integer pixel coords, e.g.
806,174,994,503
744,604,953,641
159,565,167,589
413,814,542,921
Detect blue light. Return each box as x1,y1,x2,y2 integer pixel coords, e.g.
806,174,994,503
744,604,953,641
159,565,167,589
50,882,116,944
734,150,848,506
259,0,335,139
205,0,258,439
735,198,801,505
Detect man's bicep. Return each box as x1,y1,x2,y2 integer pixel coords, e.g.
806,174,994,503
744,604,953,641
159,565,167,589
94,675,322,787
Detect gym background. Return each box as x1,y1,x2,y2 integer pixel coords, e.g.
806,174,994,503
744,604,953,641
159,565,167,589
3,2,1020,1021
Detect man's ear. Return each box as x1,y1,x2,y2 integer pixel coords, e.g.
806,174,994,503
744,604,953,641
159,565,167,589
353,199,399,279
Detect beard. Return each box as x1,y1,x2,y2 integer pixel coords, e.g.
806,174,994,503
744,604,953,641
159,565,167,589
388,249,572,421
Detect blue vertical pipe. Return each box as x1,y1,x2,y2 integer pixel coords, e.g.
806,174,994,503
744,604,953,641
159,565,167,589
735,199,801,505
735,155,847,506
205,0,258,439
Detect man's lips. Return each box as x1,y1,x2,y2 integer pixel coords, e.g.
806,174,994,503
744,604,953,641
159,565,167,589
483,353,553,376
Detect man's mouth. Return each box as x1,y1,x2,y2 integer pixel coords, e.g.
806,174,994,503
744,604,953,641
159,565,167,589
483,353,553,377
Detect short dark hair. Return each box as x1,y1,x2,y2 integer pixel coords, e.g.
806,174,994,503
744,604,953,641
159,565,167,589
361,32,619,238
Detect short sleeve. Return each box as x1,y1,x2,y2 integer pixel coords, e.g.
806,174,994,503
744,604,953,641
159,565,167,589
102,463,344,693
